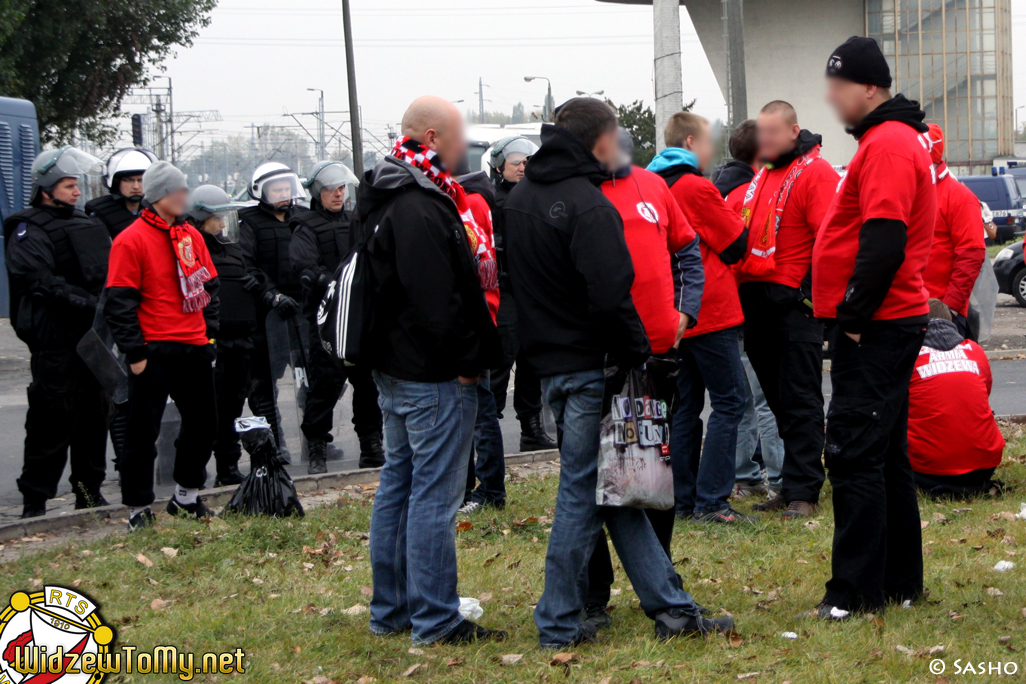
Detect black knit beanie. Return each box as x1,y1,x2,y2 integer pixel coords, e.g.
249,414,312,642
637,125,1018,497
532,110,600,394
826,36,892,88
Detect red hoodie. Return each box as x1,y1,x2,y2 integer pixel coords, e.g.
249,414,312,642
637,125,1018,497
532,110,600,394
923,167,986,317
665,172,745,337
602,167,697,354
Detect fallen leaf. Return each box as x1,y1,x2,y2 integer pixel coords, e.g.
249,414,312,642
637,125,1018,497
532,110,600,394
70,579,81,589
479,592,493,602
500,654,524,666
998,636,1012,645
988,587,1005,597
343,604,368,616
728,634,744,648
549,653,578,667
401,664,423,677
921,521,930,529
456,521,473,533
160,547,178,558
136,553,154,568
408,647,425,656
360,585,373,597
445,658,463,667
598,679,612,684
356,678,376,684
251,578,264,585
737,674,761,681
933,512,948,523
149,598,166,610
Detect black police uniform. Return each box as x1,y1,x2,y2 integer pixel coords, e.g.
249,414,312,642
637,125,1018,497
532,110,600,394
289,202,383,466
4,204,112,510
239,203,299,457
85,193,140,239
202,230,260,482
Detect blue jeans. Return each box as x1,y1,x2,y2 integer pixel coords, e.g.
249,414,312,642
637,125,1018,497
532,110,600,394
534,369,700,647
369,372,477,644
466,371,507,505
736,348,784,488
672,326,747,516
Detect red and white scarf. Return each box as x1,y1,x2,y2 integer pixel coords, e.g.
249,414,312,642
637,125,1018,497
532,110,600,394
141,207,212,313
738,146,821,278
390,136,498,294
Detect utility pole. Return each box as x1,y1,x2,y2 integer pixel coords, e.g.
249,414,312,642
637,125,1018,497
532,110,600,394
722,0,748,125
342,0,364,177
152,96,167,160
479,77,485,124
308,88,326,159
168,77,176,163
653,0,684,152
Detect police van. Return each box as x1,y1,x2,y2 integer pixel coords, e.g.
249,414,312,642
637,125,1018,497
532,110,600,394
960,169,1025,244
0,97,40,317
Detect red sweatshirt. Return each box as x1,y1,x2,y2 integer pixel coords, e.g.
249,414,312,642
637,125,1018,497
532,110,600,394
602,167,697,354
908,337,1004,475
725,182,747,215
107,215,216,346
923,167,987,317
463,192,500,324
666,172,745,337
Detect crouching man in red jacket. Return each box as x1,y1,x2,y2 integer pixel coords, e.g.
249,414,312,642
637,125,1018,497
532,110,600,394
104,161,220,530
909,300,1004,497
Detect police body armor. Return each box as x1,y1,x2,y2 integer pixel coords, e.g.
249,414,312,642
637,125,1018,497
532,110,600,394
203,233,257,342
4,207,111,349
240,205,300,298
85,194,138,239
292,208,352,274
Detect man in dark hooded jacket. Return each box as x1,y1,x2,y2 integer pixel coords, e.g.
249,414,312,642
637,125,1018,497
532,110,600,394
713,119,757,203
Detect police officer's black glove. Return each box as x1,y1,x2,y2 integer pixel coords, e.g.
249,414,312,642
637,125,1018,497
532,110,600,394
272,293,299,319
315,272,332,292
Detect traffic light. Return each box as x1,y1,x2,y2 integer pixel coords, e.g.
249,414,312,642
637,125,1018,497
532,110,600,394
131,114,144,147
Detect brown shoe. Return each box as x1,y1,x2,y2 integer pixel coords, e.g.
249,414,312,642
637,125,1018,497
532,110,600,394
782,500,817,519
751,494,786,512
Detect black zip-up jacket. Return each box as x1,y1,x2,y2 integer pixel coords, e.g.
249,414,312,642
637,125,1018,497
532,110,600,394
504,124,651,376
712,160,755,198
359,156,502,382
289,202,354,319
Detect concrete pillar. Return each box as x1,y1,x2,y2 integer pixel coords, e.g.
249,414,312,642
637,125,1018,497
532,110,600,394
653,0,684,151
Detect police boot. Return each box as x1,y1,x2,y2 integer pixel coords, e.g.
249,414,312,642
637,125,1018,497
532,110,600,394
73,483,109,510
22,497,45,519
519,414,557,451
307,438,328,475
215,464,245,487
358,433,386,469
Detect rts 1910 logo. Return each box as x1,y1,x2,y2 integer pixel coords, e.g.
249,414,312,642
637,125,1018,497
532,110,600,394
0,586,115,683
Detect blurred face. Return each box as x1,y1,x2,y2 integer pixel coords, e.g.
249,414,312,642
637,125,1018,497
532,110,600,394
118,174,144,200
501,153,528,183
265,178,294,208
757,112,801,162
45,177,81,206
154,188,189,220
202,215,225,235
320,185,346,212
826,77,877,128
685,122,714,172
591,127,621,172
424,115,468,173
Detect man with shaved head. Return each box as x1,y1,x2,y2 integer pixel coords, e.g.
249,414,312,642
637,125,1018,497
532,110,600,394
359,95,505,645
736,100,839,519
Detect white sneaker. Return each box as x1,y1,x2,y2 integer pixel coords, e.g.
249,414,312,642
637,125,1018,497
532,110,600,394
458,501,481,515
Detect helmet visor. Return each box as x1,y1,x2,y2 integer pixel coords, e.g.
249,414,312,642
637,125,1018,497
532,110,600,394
49,147,106,178
260,172,304,205
313,163,359,192
501,138,539,164
207,209,241,244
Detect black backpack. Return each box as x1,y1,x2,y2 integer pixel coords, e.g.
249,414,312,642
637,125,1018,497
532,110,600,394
316,233,375,368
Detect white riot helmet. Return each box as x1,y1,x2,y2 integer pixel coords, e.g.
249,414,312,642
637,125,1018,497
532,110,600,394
303,161,359,212
105,148,159,199
251,162,303,209
186,185,245,244
489,136,539,177
30,146,106,206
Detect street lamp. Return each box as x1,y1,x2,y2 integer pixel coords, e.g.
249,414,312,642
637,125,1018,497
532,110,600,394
576,90,605,98
308,88,325,158
525,76,554,122
1016,105,1025,139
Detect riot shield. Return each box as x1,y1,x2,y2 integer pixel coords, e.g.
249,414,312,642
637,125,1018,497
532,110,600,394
262,311,310,460
76,292,129,404
970,257,999,343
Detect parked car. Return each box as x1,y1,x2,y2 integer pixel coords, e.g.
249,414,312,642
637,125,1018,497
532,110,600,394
993,240,1026,306
961,174,1025,244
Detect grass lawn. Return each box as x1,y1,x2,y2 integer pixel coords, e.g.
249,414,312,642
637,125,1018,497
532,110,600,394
4,428,1026,683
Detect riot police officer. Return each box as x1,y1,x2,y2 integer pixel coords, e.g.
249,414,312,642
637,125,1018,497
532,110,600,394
239,163,304,461
186,185,255,486
289,161,384,474
86,148,158,238
4,147,113,517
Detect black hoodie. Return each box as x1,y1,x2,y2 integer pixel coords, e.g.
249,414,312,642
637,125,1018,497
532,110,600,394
504,124,650,376
358,156,501,382
712,160,755,198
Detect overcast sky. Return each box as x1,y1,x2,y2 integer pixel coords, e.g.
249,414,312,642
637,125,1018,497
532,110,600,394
144,0,1026,158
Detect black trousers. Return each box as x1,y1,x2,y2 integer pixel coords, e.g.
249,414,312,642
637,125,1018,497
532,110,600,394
248,330,290,451
120,345,217,507
213,342,252,471
739,284,826,503
18,348,109,501
585,509,676,606
823,322,926,612
300,340,381,442
914,467,997,499
490,290,543,420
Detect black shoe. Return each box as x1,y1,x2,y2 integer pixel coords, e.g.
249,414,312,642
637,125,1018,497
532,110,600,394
358,433,385,469
545,622,598,648
653,609,734,640
437,619,508,644
307,439,327,475
798,602,855,621
128,508,156,531
214,465,245,487
326,442,345,462
166,496,213,519
277,445,293,465
73,484,109,510
519,414,557,451
692,507,759,524
21,499,45,519
582,604,612,631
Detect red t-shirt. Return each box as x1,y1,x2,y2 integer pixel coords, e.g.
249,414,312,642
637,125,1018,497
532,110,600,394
602,167,697,354
739,158,839,289
462,192,500,324
923,169,987,317
666,173,745,337
725,182,747,215
908,338,1004,475
107,217,217,345
812,121,936,321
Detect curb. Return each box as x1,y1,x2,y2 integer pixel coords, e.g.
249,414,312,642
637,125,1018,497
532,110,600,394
0,449,560,543
987,348,1026,360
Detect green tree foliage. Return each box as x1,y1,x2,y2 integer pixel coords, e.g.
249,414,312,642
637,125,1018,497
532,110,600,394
608,98,696,168
0,0,216,145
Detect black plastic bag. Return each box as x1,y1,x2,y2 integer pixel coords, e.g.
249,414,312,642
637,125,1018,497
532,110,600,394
223,417,305,518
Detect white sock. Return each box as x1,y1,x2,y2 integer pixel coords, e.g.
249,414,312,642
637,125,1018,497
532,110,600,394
174,486,199,505
129,506,150,519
